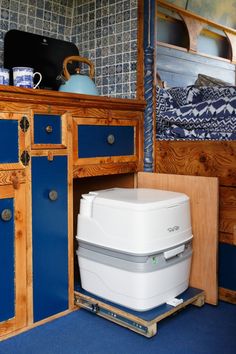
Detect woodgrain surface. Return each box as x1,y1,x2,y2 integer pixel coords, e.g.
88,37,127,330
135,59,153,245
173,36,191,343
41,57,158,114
155,141,236,186
137,172,219,305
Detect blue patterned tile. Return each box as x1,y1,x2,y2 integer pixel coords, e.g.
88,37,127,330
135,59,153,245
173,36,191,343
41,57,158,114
0,0,138,99
1,9,9,20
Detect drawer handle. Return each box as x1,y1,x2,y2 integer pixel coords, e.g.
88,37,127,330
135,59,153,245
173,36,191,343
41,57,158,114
48,190,58,201
45,125,53,133
1,209,12,222
107,134,115,145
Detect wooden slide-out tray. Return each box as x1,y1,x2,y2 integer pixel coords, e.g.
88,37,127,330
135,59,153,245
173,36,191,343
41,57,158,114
74,287,205,338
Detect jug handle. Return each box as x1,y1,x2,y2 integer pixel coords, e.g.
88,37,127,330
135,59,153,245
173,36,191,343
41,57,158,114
63,56,95,81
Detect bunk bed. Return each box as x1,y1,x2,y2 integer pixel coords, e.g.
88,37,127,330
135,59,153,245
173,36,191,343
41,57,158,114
155,1,236,304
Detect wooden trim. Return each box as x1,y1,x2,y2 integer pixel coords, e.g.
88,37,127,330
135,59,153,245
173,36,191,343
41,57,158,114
219,232,236,246
30,150,68,157
0,170,26,186
219,287,236,304
0,86,146,110
73,162,138,179
157,41,188,52
225,32,236,63
0,184,27,336
0,308,76,341
66,113,74,311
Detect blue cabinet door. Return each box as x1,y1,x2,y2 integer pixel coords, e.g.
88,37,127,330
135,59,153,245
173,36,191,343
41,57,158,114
32,156,68,322
0,119,19,164
0,198,15,323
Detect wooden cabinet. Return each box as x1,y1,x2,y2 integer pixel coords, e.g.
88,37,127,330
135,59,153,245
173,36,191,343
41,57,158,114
72,110,143,178
0,112,28,337
0,87,145,339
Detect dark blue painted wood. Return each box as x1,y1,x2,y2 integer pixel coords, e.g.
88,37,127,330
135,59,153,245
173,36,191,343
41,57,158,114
34,114,61,144
0,198,15,322
219,243,236,291
32,156,68,322
0,120,18,163
78,125,134,158
76,285,203,322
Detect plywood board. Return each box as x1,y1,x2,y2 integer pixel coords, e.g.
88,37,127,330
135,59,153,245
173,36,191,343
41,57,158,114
137,172,219,305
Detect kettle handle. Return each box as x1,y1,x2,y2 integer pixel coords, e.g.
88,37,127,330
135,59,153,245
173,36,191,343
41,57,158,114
63,56,95,81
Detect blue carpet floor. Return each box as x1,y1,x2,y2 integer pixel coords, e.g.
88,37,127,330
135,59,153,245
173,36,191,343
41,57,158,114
0,301,235,354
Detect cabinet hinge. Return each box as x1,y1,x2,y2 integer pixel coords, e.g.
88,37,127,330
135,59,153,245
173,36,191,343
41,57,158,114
20,116,30,132
20,150,30,166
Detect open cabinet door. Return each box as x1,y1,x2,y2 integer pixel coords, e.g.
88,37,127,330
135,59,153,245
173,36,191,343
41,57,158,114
137,172,219,305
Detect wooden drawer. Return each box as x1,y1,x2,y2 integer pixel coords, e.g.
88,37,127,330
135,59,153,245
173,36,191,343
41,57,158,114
32,113,67,149
78,125,134,158
73,115,142,178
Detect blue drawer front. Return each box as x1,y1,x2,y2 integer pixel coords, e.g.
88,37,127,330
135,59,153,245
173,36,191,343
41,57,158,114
0,198,15,322
0,120,18,163
78,125,134,158
34,114,61,144
219,243,236,291
32,156,68,322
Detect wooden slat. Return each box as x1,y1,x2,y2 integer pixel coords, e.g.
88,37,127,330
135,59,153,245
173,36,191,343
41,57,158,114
73,162,138,179
180,15,204,52
0,170,26,186
219,232,236,246
225,32,236,63
219,287,236,304
155,141,236,186
137,172,219,305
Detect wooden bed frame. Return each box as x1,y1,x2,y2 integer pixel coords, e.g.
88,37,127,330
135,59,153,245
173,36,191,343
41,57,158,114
153,1,236,304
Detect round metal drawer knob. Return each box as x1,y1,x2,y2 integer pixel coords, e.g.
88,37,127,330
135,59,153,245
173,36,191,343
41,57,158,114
107,134,115,145
48,190,58,201
1,209,13,222
45,125,53,133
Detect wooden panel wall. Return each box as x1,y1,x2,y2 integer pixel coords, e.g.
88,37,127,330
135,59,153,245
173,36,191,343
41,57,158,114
155,141,236,245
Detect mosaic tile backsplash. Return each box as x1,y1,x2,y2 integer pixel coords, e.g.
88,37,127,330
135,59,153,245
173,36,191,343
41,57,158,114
0,0,138,98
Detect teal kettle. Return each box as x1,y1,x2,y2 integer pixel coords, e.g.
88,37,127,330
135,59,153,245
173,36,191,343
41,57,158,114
58,56,99,95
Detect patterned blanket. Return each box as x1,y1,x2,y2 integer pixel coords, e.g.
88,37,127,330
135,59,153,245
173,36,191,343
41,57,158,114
156,86,236,140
